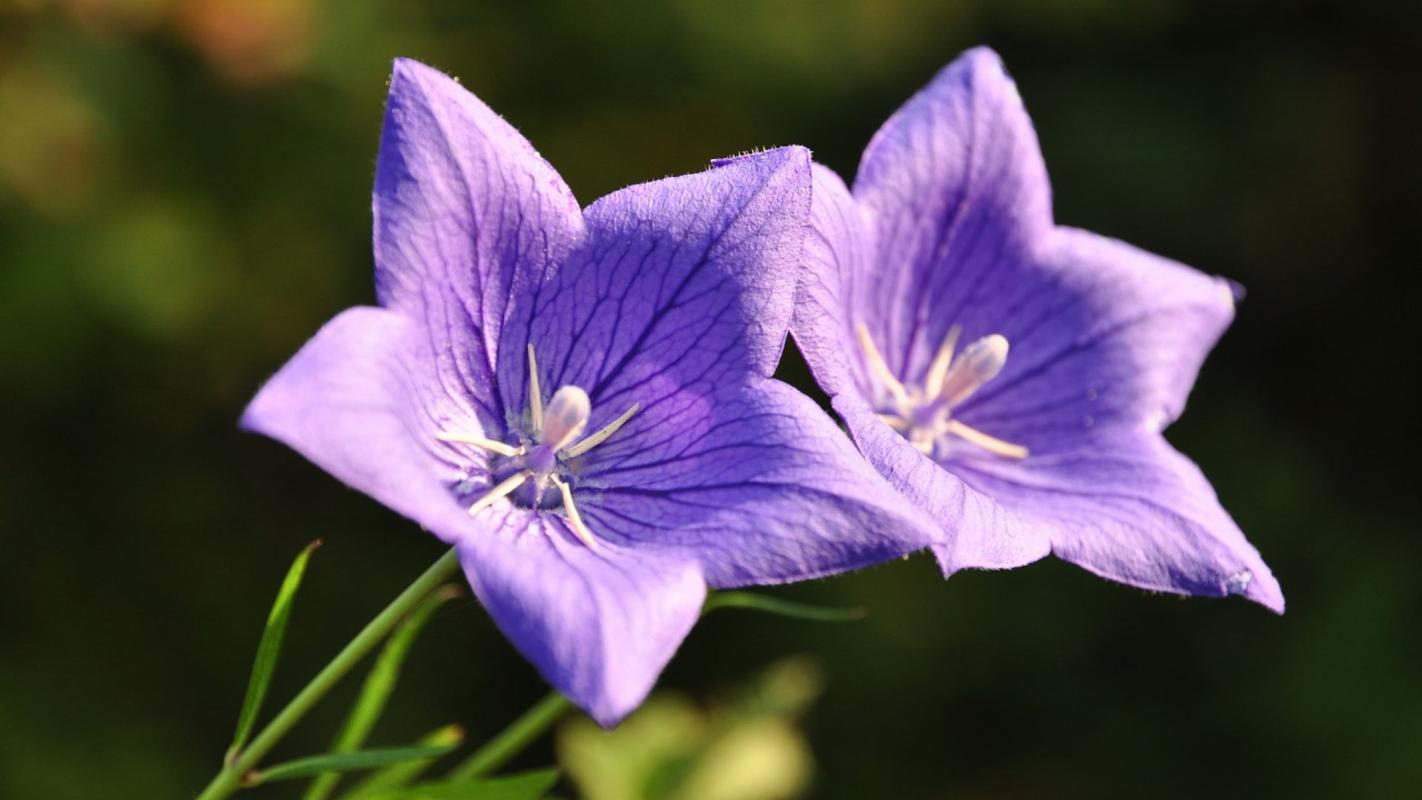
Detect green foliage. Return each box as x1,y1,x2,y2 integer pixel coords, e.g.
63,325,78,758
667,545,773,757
304,585,462,800
344,725,468,798
447,693,571,781
248,744,460,785
229,540,321,760
702,591,865,622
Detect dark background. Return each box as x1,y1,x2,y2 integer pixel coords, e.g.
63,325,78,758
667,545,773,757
2,1,1418,797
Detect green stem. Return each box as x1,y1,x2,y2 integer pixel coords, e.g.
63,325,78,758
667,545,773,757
447,691,571,781
195,548,461,800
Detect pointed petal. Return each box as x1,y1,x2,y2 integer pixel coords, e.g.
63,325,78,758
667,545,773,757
458,516,705,726
831,391,1052,570
791,164,878,398
850,46,1052,383
953,227,1237,445
573,378,939,587
496,147,812,437
937,432,1283,612
374,58,584,427
791,47,1274,610
240,307,477,544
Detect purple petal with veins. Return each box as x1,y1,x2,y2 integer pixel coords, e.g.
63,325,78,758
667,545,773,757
792,47,1283,612
241,58,937,726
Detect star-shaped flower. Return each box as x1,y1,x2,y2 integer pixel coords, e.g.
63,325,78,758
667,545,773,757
242,59,937,725
792,47,1283,611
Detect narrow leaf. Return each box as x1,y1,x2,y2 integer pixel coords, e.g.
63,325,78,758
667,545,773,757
344,724,465,799
228,539,321,760
304,585,461,800
246,744,458,786
358,769,560,800
702,590,866,622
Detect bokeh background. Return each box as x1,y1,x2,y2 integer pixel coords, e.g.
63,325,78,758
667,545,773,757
3,1,1419,797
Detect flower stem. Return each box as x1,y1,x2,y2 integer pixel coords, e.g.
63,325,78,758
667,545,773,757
446,691,571,780
195,547,461,800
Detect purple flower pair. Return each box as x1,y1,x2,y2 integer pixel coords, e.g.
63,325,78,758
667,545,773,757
243,49,1281,726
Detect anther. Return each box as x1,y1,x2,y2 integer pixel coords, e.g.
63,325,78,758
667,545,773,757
923,324,962,397
435,431,524,458
857,325,1027,462
446,343,640,547
551,474,596,547
565,402,640,458
943,419,1028,460
856,324,910,410
527,343,544,438
467,470,532,516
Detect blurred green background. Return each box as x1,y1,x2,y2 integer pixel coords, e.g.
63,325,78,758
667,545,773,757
2,0,1418,797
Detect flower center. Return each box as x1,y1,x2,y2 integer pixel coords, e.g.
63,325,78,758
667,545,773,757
435,344,640,546
856,323,1027,461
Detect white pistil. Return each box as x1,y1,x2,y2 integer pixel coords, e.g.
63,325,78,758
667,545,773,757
542,386,591,450
551,473,596,547
527,343,544,438
856,323,910,411
466,470,532,516
434,431,524,458
938,334,1009,408
565,402,641,458
442,344,641,545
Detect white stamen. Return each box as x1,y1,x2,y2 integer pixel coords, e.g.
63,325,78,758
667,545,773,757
541,385,591,450
853,324,1025,462
527,344,544,439
467,470,532,516
856,323,910,410
435,431,524,457
442,342,641,547
923,324,962,399
938,334,1009,408
566,402,641,458
551,474,596,547
943,419,1028,460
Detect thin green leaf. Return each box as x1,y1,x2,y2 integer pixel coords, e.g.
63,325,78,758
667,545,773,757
304,585,461,800
228,539,322,761
702,590,866,622
343,724,466,799
358,769,559,800
247,744,459,786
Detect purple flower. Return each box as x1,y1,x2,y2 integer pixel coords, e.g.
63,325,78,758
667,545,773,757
242,59,936,725
792,47,1283,611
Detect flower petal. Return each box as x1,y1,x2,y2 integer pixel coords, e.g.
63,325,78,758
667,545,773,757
953,226,1237,447
240,307,475,544
792,47,1277,610
374,58,584,430
791,163,878,398
496,147,812,438
850,46,1052,383
936,431,1284,612
832,390,1052,570
573,378,940,587
458,515,705,727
